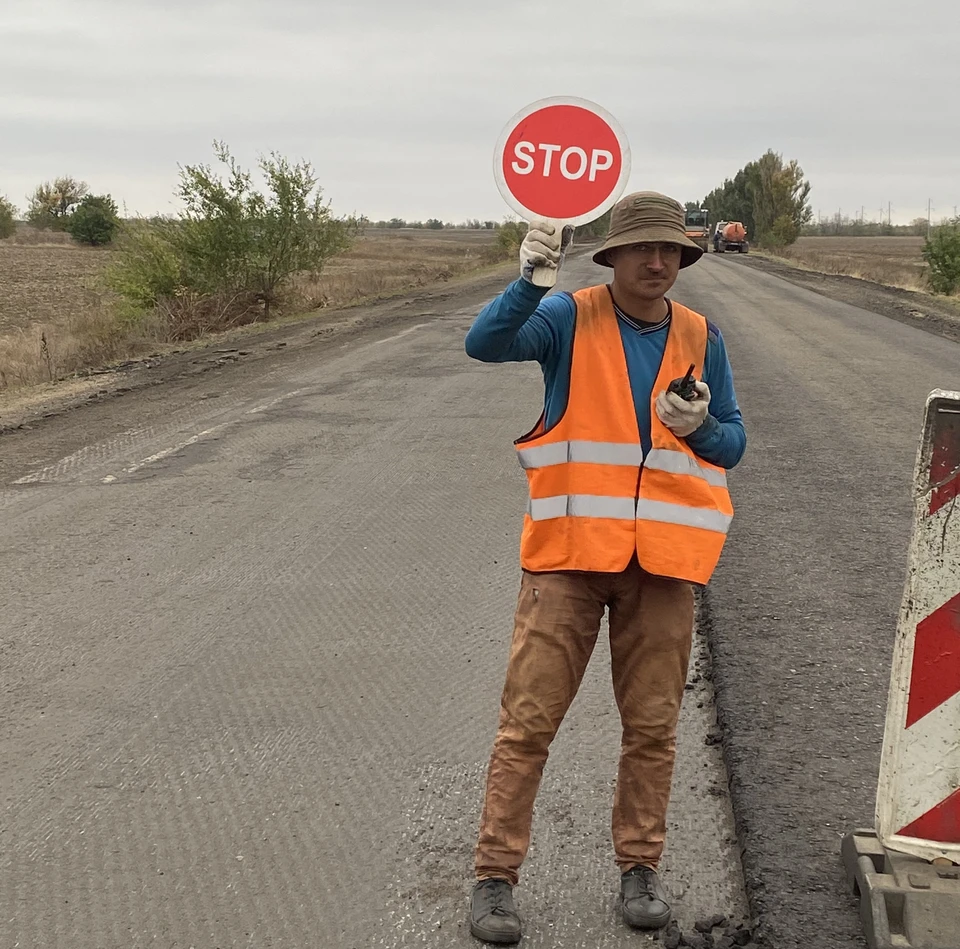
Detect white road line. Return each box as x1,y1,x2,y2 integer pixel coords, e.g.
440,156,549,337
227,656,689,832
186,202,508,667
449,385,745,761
245,388,308,415
100,387,312,483
370,323,429,345
102,424,231,482
12,428,148,485
12,387,313,487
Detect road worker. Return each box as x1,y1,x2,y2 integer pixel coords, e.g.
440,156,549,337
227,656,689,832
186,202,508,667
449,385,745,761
463,191,747,944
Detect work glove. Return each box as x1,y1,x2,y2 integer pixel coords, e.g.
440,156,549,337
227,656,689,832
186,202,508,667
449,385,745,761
520,220,575,283
655,381,711,438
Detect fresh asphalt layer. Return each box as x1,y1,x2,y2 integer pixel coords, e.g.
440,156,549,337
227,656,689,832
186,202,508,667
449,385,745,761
2,250,956,947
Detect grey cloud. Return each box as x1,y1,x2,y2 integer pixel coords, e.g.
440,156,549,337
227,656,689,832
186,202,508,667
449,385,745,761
0,0,956,223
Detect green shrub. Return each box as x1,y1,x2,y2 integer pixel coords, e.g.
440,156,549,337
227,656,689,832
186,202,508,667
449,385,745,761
496,220,527,258
766,214,800,249
106,219,183,311
66,194,120,246
106,141,356,330
0,196,16,239
922,218,960,295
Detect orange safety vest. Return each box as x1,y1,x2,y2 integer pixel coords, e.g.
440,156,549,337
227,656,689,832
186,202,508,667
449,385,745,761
514,284,733,585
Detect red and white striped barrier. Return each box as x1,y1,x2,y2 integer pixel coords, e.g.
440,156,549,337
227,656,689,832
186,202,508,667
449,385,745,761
876,388,960,862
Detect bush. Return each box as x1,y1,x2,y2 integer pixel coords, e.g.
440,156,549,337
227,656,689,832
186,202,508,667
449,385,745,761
107,141,356,330
922,218,960,295
766,214,800,249
66,194,120,246
0,196,16,239
496,220,527,258
106,220,184,311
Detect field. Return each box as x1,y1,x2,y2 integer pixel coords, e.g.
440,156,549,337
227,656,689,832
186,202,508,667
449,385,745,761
768,236,928,291
0,228,502,392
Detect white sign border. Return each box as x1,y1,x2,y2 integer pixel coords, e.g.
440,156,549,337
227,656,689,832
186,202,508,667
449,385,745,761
493,95,632,228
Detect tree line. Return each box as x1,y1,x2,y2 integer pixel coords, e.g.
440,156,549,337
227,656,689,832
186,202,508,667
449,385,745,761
694,150,812,248
0,190,535,245
803,215,947,238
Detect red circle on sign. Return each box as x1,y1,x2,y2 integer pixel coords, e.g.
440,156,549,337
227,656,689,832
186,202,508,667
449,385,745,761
495,99,629,225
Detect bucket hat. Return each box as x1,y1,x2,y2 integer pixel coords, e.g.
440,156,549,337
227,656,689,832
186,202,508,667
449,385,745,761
593,191,704,269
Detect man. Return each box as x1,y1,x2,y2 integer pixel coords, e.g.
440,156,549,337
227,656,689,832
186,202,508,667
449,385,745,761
713,220,726,252
463,192,746,944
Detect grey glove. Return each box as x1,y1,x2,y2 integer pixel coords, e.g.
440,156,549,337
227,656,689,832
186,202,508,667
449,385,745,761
655,382,711,437
520,220,575,283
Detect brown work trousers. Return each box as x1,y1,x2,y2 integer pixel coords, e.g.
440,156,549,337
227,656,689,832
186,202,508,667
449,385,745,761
475,557,694,885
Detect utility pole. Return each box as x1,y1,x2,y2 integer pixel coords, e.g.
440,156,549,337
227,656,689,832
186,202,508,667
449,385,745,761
928,198,933,238
888,201,892,227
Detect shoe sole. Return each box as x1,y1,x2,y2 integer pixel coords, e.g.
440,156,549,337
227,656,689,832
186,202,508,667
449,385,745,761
622,905,672,930
469,919,522,944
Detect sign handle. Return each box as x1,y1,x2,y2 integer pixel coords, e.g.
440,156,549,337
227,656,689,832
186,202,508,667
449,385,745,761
529,219,566,289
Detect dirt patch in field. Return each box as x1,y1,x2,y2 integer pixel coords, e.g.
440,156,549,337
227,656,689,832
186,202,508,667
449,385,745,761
783,236,928,290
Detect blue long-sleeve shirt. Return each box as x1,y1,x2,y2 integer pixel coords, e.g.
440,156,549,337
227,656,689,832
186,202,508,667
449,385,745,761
465,278,746,469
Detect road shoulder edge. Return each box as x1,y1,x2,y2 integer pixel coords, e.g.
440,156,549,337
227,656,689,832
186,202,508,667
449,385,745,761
723,252,960,344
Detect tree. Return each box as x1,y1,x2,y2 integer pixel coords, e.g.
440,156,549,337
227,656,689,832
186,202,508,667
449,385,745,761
424,218,445,229
25,176,89,229
922,217,960,295
770,214,800,248
702,165,758,239
749,151,812,247
701,150,811,247
576,207,612,240
108,141,355,322
66,194,120,246
0,195,16,239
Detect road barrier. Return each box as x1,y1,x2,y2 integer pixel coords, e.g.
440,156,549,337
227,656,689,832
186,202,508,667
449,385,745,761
843,388,960,949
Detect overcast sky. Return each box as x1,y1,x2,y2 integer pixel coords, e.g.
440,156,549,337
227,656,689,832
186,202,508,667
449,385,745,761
2,0,957,225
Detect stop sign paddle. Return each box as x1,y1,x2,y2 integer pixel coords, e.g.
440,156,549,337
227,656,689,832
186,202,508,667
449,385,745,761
494,96,631,287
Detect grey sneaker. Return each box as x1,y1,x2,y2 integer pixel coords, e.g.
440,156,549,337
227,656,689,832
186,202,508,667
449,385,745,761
470,878,522,944
620,865,672,930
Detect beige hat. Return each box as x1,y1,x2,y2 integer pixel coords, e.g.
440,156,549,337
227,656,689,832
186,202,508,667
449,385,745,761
593,191,704,269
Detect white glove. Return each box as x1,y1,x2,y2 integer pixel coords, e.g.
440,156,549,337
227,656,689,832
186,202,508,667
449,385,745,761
655,381,711,438
520,220,574,283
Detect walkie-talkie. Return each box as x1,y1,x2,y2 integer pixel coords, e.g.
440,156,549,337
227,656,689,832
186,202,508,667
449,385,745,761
667,364,698,402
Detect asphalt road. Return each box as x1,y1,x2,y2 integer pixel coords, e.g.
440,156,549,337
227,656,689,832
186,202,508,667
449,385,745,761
1,251,957,948
679,256,958,948
1,257,745,949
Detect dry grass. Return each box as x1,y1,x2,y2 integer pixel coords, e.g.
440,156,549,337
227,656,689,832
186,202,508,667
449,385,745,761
0,243,126,390
3,222,75,246
769,236,930,291
289,228,500,309
0,228,501,392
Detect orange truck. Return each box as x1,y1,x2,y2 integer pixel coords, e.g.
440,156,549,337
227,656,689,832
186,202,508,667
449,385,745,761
713,221,749,254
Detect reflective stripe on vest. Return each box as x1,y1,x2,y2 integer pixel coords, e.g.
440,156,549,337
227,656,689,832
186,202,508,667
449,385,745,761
517,440,644,470
644,448,727,488
636,498,732,534
528,494,637,521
